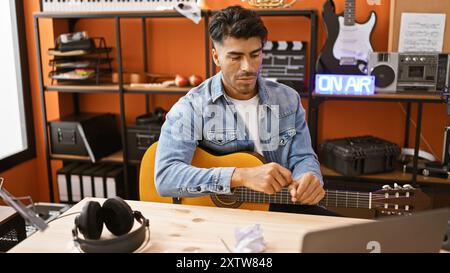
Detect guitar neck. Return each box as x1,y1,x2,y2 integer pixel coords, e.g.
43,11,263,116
344,0,356,26
235,188,373,209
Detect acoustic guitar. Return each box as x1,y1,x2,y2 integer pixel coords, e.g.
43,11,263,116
317,0,377,75
144,145,431,216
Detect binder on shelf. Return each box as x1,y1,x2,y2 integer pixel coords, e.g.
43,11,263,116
56,163,80,203
69,164,93,202
80,164,106,198
105,167,124,198
92,165,117,198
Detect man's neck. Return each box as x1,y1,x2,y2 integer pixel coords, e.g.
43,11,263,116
221,77,257,100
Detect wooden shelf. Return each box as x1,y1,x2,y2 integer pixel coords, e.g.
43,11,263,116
321,164,411,181
50,150,123,163
47,47,112,57
45,84,192,94
415,173,450,185
45,84,119,93
312,91,443,103
321,164,450,185
34,9,313,19
124,84,190,94
50,150,144,165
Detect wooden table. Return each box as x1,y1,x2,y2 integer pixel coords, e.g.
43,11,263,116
9,198,371,253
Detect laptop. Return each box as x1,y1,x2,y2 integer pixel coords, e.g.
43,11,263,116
301,208,450,253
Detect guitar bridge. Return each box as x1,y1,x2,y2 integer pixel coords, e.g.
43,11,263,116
339,57,357,66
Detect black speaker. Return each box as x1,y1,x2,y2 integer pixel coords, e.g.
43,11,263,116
126,107,166,161
72,197,150,253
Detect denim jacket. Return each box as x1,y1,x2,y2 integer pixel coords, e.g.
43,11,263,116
154,71,322,197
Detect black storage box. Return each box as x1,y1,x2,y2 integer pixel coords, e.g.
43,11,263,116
126,123,162,161
49,113,122,162
319,136,401,176
57,38,95,52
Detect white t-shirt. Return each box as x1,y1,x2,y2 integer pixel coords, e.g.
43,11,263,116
225,93,263,155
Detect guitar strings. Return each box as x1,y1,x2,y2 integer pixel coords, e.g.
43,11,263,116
237,190,404,197
233,194,403,207
237,196,387,203
236,195,400,203
234,189,397,200
233,189,410,206
233,188,410,194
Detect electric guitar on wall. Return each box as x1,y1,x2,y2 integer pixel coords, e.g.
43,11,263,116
140,143,431,216
317,0,377,75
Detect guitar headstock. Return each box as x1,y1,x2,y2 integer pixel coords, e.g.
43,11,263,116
372,183,431,216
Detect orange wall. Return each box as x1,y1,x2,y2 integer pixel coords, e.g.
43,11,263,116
2,0,449,202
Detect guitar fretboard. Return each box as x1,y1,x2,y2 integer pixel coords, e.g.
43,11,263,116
234,187,375,209
344,0,356,26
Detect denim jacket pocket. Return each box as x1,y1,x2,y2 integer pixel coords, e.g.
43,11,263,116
279,128,296,146
206,129,237,146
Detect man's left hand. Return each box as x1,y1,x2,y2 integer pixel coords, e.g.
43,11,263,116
288,172,325,205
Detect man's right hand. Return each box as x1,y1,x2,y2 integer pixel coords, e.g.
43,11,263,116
231,163,293,194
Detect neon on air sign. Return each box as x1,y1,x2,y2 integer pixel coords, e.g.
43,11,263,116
315,74,375,95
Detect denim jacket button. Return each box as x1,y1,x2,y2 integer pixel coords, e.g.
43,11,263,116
217,185,223,191
196,186,201,191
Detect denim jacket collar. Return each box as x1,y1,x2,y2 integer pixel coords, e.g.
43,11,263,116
211,71,270,105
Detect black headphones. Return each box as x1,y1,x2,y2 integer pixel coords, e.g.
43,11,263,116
72,197,150,253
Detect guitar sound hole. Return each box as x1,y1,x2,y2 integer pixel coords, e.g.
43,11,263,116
211,194,242,208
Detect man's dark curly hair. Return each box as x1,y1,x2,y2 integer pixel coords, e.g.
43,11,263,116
208,5,268,46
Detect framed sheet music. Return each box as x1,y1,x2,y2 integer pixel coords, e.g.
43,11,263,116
388,0,450,52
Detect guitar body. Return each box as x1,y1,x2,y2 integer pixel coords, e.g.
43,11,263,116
317,0,376,75
141,143,269,211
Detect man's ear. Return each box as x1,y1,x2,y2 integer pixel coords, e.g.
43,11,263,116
212,47,220,67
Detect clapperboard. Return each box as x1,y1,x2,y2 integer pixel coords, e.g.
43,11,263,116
261,41,306,93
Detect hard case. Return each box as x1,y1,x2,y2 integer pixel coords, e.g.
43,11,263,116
126,123,162,161
49,113,122,162
319,136,401,176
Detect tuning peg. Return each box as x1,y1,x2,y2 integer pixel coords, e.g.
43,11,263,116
394,183,402,190
403,184,414,189
382,185,392,190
